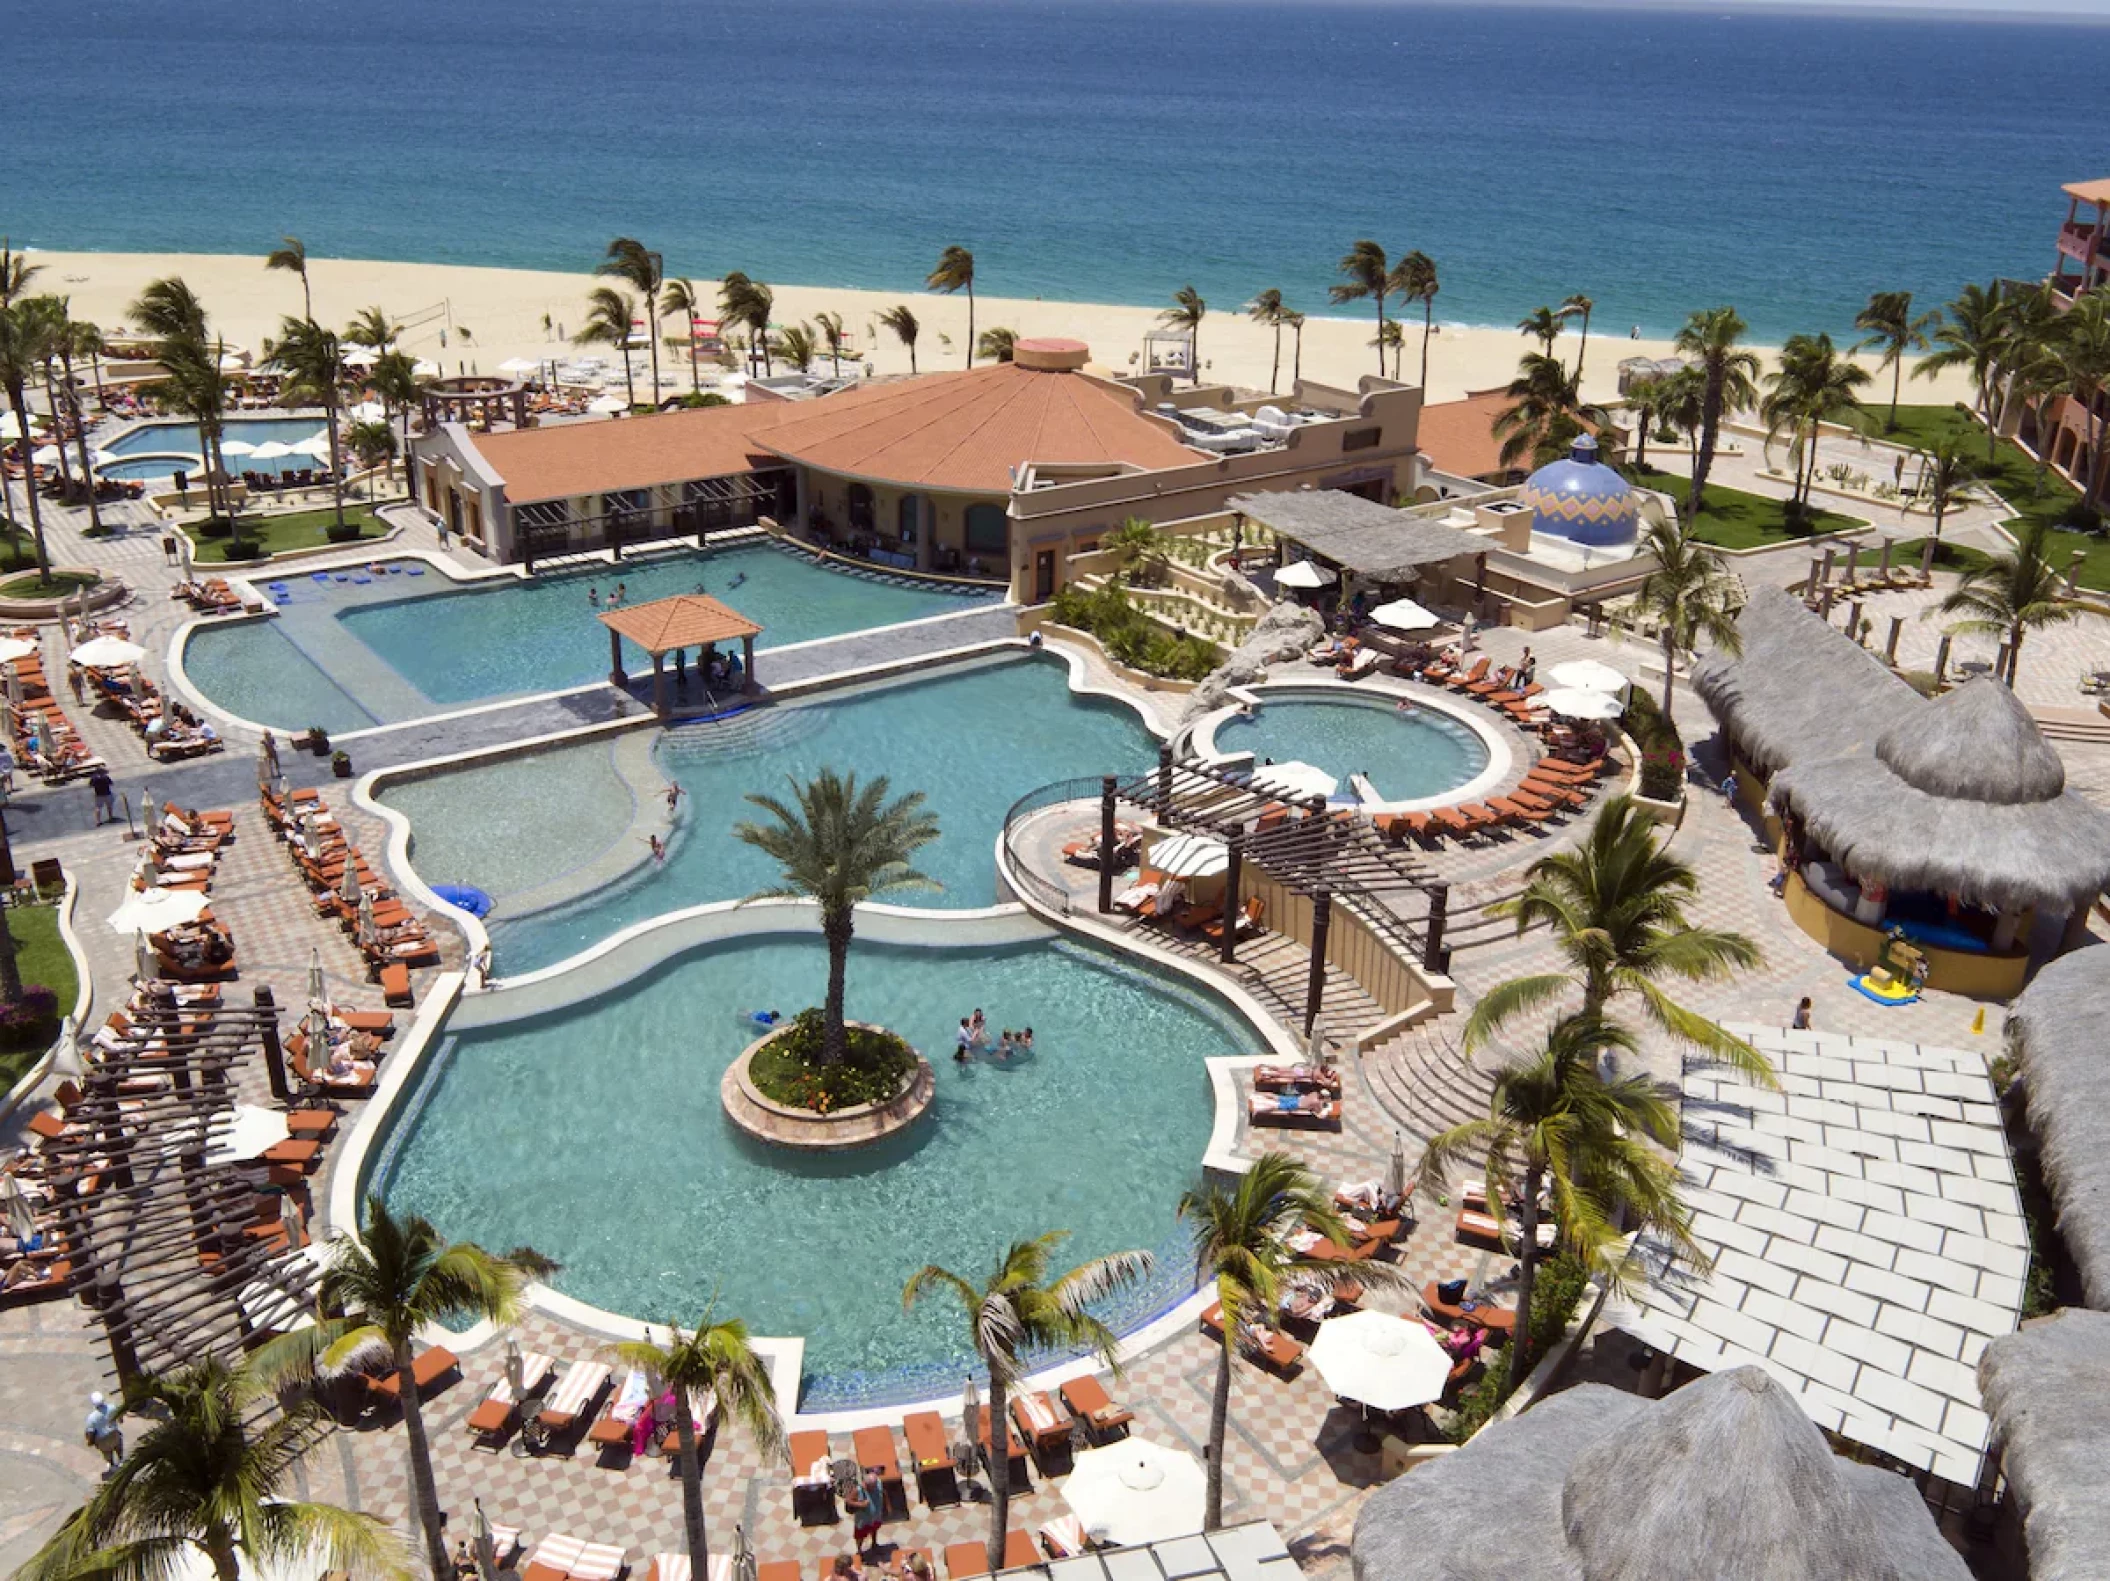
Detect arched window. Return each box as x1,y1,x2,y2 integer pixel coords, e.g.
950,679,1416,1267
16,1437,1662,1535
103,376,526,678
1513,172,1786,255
848,483,876,534
963,503,1009,555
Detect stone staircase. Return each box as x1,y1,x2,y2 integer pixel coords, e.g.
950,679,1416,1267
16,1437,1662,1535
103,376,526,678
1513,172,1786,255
1358,1017,1499,1156
2031,704,2110,745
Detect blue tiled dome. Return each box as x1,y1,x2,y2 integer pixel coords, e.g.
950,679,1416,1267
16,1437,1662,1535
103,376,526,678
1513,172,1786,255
1520,434,1638,548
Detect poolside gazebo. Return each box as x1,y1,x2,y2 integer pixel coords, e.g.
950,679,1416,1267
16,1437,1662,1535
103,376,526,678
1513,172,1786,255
598,593,761,717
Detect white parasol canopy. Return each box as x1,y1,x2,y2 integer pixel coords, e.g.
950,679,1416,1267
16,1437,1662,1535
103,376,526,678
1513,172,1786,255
349,400,386,423
1542,687,1625,722
1151,832,1230,880
498,358,540,376
0,636,38,664
218,438,258,457
587,393,627,415
249,441,296,461
412,359,442,378
70,635,146,667
1250,760,1339,800
107,886,208,934
1548,659,1630,694
0,412,42,439
134,930,153,984
30,445,63,466
208,1103,290,1166
1273,560,1333,590
293,434,333,459
1307,1310,1453,1412
1061,1437,1208,1548
1368,597,1441,632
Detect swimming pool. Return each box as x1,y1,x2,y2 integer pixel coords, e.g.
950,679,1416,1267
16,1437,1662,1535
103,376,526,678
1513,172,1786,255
103,416,328,479
371,927,1245,1406
381,654,1159,972
1208,687,1493,804
180,543,998,731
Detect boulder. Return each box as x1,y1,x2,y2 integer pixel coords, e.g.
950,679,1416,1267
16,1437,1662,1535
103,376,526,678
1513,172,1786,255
1173,601,1323,728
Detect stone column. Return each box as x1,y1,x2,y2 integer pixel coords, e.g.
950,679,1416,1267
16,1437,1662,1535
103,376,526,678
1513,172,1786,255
1884,616,1903,664
608,627,629,689
651,653,667,718
741,633,756,691
1098,778,1119,915
1219,838,1244,965
1878,537,1893,582
1846,599,1863,643
1304,891,1332,1037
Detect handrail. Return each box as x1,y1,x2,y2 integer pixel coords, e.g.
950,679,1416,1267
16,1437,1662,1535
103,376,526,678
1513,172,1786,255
998,776,1110,916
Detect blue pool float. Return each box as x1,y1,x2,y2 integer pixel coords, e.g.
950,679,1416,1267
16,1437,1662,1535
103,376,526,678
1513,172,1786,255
406,566,425,576
431,883,494,918
311,572,331,583
267,581,290,594
333,574,351,583
352,575,372,584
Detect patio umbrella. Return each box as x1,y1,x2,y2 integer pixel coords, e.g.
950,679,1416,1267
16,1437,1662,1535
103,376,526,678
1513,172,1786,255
307,946,326,1006
1308,1310,1452,1413
587,393,626,415
1368,597,1441,632
29,445,63,466
1151,832,1230,880
107,886,208,934
1251,760,1339,800
70,635,146,668
1548,659,1630,695
218,438,257,457
0,636,37,664
504,1338,525,1397
207,1103,290,1166
470,1501,499,1581
1387,1131,1411,1201
1307,1018,1328,1064
498,358,539,376
306,1003,331,1056
141,782,156,830
256,740,274,788
0,412,41,439
1061,1438,1208,1547
731,1526,756,1581
1273,560,1333,590
959,1374,982,1464
1542,687,1625,722
357,892,375,943
341,347,378,368
249,441,295,461
340,860,362,908
135,929,153,984
413,359,442,378
349,400,386,422
294,434,333,459
0,1172,37,1241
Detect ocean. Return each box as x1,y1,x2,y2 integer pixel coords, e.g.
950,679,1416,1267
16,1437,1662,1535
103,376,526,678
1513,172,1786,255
11,0,2110,339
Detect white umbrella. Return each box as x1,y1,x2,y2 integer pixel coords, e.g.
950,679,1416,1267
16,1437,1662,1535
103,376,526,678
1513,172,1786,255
340,347,378,368
1151,831,1230,880
30,445,63,466
106,886,208,934
1273,560,1333,590
1368,597,1440,632
0,412,42,439
1548,659,1630,694
0,636,38,664
471,1499,499,1581
86,448,118,469
1307,1310,1453,1412
413,359,442,379
293,434,333,459
349,401,386,423
219,438,258,457
1386,1131,1411,1202
135,930,154,984
0,1173,38,1241
498,358,539,376
587,393,626,415
70,635,147,668
1061,1438,1208,1548
1542,687,1625,722
340,860,361,908
1250,760,1338,801
249,441,295,461
207,1103,289,1166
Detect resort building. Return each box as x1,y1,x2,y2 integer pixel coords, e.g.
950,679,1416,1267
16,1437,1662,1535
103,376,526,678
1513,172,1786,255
1411,387,1526,486
2018,175,2110,490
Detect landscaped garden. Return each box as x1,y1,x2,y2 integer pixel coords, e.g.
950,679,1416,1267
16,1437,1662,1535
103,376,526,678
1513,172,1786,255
1625,465,1864,551
191,504,390,563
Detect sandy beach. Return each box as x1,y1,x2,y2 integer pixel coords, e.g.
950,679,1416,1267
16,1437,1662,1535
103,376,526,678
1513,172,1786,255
22,248,1974,410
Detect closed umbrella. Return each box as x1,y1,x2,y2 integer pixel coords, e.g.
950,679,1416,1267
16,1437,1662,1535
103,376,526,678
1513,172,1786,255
340,860,361,909
176,532,193,579
1542,687,1624,722
1151,832,1230,880
1061,1438,1208,1547
1548,659,1630,694
588,393,626,415
1273,560,1333,590
470,1499,499,1581
256,740,275,789
0,1172,37,1241
106,886,208,934
1368,597,1440,632
307,946,326,1007
134,929,153,984
141,782,156,831
1250,760,1338,800
731,1526,756,1581
357,892,375,943
959,1375,982,1469
306,1004,331,1057
69,635,146,668
1386,1130,1411,1202
1307,1310,1452,1413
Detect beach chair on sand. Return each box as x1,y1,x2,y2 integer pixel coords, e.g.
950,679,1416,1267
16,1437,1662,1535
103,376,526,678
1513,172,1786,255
1059,1374,1134,1444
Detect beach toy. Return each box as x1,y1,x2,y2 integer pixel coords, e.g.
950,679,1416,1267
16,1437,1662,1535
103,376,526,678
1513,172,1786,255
431,883,494,918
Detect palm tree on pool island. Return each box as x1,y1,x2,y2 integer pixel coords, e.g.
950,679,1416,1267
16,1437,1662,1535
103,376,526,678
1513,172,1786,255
1161,284,1206,376
1936,518,2081,688
735,768,940,1065
1329,240,1392,375
1247,288,1287,392
879,303,921,374
317,1196,556,1581
265,234,312,320
1672,305,1762,520
614,1312,783,1580
905,1232,1154,1571
927,245,976,368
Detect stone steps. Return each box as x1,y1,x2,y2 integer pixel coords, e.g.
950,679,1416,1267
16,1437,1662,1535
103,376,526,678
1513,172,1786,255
1358,1018,1497,1158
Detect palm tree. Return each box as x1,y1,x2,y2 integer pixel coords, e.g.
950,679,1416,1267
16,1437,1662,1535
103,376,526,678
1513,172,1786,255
131,277,234,522
1656,363,1707,483
318,1197,552,1581
0,297,58,579
1852,290,1937,433
16,1353,407,1581
927,245,976,369
719,273,775,376
613,1314,782,1579
0,241,41,308
1161,285,1206,378
1106,516,1169,585
815,310,849,376
1561,292,1595,380
598,238,664,401
2053,290,2110,507
265,235,312,320
661,277,707,393
976,326,1018,364
574,286,638,407
878,304,921,374
1423,1013,1702,1387
1627,518,1743,724
1915,281,2009,460
345,305,402,356
1518,305,1565,359
1179,1153,1396,1527
1461,794,1770,1077
1936,520,2080,688
371,349,423,495
1624,371,1666,473
1673,306,1762,518
1398,252,1439,386
56,305,106,537
734,769,940,1065
1248,288,1287,393
348,417,396,485
1373,319,1405,380
1284,310,1306,385
1915,430,1983,544
1492,352,1605,470
773,323,818,373
1329,240,1391,374
905,1234,1153,1571
270,315,351,529
1759,332,1870,516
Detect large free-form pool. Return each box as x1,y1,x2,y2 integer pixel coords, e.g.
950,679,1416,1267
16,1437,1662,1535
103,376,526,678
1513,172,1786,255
1210,687,1491,804
104,416,328,479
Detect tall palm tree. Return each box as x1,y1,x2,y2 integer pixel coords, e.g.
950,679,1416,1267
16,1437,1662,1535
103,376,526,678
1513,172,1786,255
1461,794,1770,1077
1627,518,1743,724
1492,352,1605,470
1284,310,1306,385
16,1353,407,1581
1398,251,1439,386
613,1314,782,1579
718,273,775,376
1248,288,1287,393
0,241,41,308
1424,1013,1702,1387
1915,281,2009,461
574,286,638,407
318,1196,552,1581
1852,290,1937,433
345,305,402,356
1517,305,1564,359
661,277,707,393
734,769,940,1065
1656,363,1707,482
815,310,848,376
1179,1153,1398,1528
371,349,423,495
774,322,817,373
1673,306,1762,518
1936,519,2080,688
927,245,976,369
976,326,1018,364
878,303,921,374
347,417,395,485
270,315,351,529
1161,285,1206,378
0,297,58,579
131,275,232,522
598,238,664,401
266,236,312,320
1915,430,1983,544
1624,371,1666,473
1373,319,1405,380
1759,331,1870,515
57,305,106,537
905,1234,1153,1571
1329,240,1391,374
1560,292,1595,381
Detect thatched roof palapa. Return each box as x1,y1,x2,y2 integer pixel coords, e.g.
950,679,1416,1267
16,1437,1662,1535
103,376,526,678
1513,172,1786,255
1227,489,1487,581
1979,1308,2110,1581
2007,945,2110,1309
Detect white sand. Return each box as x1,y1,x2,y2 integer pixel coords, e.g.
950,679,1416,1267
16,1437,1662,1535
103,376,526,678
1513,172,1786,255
21,248,1974,410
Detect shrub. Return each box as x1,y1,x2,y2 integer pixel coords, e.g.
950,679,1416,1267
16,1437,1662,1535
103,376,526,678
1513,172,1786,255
0,986,61,1052
326,521,365,543
1638,743,1685,801
677,392,731,408
749,1008,917,1113
2059,501,2104,536
1527,1252,1592,1359
195,515,234,540
1048,581,1221,680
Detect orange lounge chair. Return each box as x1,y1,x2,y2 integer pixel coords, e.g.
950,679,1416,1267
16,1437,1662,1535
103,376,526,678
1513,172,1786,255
1422,1280,1518,1339
520,1533,624,1581
1008,1390,1076,1462
943,1543,989,1581
1457,802,1510,833
1248,1092,1342,1127
465,1349,555,1440
532,1358,612,1445
1199,1303,1305,1372
367,1345,459,1403
1442,656,1490,690
788,1429,835,1520
1375,810,1434,843
1487,795,1553,826
1202,895,1264,944
851,1424,905,1511
378,962,414,1006
1060,1374,1134,1443
902,1410,958,1503
974,1405,1031,1489
755,1566,801,1581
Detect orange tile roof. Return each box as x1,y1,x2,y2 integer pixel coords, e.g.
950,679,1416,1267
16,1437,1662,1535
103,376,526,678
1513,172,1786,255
2064,178,2110,207
599,594,761,654
470,402,806,504
1414,389,1518,481
754,362,1200,493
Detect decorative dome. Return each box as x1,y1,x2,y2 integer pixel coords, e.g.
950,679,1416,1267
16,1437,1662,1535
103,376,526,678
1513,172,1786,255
1519,434,1638,547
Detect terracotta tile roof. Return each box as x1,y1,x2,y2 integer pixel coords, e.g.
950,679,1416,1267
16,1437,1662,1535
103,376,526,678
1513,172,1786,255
470,403,805,504
754,362,1200,493
599,594,761,654
1414,389,1517,481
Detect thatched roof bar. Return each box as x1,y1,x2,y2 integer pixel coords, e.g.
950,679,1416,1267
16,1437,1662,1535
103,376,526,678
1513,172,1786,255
1979,1308,2110,1581
2007,947,2110,1309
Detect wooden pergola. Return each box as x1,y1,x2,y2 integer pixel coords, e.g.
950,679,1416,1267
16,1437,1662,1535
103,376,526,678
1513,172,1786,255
598,593,762,717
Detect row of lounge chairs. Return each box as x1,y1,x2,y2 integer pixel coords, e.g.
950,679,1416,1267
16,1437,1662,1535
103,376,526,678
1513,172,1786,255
172,577,264,615
94,668,224,761
1247,1063,1344,1129
1373,751,1611,849
1111,868,1267,947
4,642,108,784
266,785,436,1003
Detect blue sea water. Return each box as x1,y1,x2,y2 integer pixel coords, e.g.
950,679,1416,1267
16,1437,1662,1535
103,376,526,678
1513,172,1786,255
11,2,2109,339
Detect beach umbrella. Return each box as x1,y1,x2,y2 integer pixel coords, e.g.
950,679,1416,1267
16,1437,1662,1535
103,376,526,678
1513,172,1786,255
731,1527,756,1581
70,635,146,668
349,400,386,422
1386,1130,1411,1202
134,930,153,984
0,636,37,665
504,1338,525,1397
1308,1310,1452,1413
306,1003,330,1056
176,533,194,578
106,884,208,935
86,449,118,469
0,1172,37,1242
293,434,333,459
470,1500,499,1581
1151,831,1230,880
1250,760,1338,800
959,1374,982,1462
1273,560,1333,590
587,393,626,415
249,441,295,461
218,438,257,457
307,946,326,1006
1368,597,1441,632
206,1103,290,1166
498,358,539,376
341,347,378,368
1061,1438,1208,1547
1548,659,1630,695
1307,1018,1328,1065
138,851,162,887
142,782,157,831
4,665,20,711
1542,687,1625,722
340,859,362,908
256,740,274,789
30,445,63,466
0,412,41,439
413,359,442,379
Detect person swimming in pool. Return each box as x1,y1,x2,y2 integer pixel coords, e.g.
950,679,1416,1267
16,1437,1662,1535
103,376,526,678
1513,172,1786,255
745,1008,782,1027
647,834,666,863
588,585,601,607
728,570,747,589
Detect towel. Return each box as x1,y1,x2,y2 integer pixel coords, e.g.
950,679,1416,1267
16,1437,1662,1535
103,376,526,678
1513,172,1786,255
1016,1392,1057,1433
610,1368,651,1423
1276,1093,1299,1113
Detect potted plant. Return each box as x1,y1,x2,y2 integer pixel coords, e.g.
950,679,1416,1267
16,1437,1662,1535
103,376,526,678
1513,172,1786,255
306,725,330,755
331,749,353,778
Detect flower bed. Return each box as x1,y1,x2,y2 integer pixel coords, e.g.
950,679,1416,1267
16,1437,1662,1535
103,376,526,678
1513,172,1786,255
747,1008,916,1114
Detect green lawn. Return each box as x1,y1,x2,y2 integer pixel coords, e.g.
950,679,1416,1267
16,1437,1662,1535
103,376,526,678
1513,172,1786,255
0,903,78,1090
1626,465,1864,551
1851,537,1995,577
0,570,100,599
193,505,389,563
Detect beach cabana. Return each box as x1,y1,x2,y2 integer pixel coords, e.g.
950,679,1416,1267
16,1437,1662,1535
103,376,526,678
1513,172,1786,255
598,594,761,717
1978,1307,2110,1580
1350,1367,1969,1580
2005,946,2110,1309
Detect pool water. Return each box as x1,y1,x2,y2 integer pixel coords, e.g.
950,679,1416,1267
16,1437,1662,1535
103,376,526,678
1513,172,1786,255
384,655,1159,972
104,416,327,478
372,930,1243,1405
1212,689,1489,803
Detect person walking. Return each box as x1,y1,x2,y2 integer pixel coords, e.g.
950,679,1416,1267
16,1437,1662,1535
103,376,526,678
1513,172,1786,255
1791,997,1814,1031
849,1463,888,1558
87,765,115,826
83,1390,123,1472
